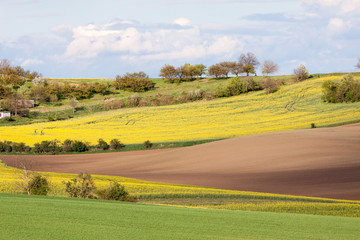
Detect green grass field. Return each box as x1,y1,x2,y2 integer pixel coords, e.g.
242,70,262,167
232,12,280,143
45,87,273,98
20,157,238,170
1,193,359,240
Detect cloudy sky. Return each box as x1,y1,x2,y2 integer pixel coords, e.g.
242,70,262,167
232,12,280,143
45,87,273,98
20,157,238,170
1,0,359,78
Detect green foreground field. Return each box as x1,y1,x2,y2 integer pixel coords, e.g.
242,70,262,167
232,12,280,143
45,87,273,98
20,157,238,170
1,193,359,240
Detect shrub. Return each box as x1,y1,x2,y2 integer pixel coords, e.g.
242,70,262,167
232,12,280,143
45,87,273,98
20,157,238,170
261,77,280,94
71,140,88,152
97,181,132,201
127,94,141,107
110,139,123,150
62,139,73,152
294,64,309,81
0,141,12,152
114,72,155,92
64,173,97,199
97,138,109,150
33,140,61,154
144,140,152,149
322,74,360,103
29,175,50,195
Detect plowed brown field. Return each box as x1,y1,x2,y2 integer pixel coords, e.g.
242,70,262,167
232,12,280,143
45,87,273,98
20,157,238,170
2,124,360,200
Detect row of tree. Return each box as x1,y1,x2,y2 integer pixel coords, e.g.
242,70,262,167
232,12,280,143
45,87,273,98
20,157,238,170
0,138,153,154
159,52,280,82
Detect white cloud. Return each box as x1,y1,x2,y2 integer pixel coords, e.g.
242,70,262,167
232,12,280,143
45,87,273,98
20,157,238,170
61,19,244,62
21,58,43,67
172,18,192,26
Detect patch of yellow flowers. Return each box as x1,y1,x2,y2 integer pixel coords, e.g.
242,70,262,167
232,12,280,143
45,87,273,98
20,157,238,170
1,76,360,146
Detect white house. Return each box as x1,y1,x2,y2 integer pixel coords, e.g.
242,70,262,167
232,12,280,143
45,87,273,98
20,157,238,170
0,111,11,119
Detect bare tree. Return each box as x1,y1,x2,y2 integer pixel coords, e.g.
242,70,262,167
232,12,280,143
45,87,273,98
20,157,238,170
3,93,26,116
262,60,279,76
68,97,79,113
15,158,34,195
239,52,260,76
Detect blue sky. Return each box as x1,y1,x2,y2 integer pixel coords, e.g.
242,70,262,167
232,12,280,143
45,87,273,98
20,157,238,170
1,0,359,78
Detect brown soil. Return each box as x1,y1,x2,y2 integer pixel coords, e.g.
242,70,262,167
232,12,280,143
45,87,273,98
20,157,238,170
1,124,360,200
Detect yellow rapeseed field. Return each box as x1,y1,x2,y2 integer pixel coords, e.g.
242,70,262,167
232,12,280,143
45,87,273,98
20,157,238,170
1,76,359,145
1,161,360,217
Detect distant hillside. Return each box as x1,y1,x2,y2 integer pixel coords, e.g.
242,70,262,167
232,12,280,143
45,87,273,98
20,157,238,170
1,76,360,145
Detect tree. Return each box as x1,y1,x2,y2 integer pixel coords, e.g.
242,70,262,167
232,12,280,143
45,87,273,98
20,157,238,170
207,64,227,79
16,158,34,195
239,52,260,76
30,85,49,104
64,173,97,199
68,97,78,113
219,61,237,78
262,60,279,76
356,58,360,70
294,64,309,81
159,64,178,83
0,84,11,99
3,93,28,116
194,64,207,78
231,62,244,77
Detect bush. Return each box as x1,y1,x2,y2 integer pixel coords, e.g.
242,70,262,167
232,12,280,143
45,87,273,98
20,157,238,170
216,78,258,97
97,138,109,150
29,175,50,195
322,75,360,103
110,139,123,150
144,140,152,149
260,77,280,94
33,140,62,154
127,94,141,107
0,141,12,152
114,72,155,92
71,140,88,152
64,173,97,199
294,64,309,81
97,181,131,201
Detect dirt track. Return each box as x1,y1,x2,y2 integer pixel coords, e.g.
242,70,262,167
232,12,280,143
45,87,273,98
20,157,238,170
1,124,360,200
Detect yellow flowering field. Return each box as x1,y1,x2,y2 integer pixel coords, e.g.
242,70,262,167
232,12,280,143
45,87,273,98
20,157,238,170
1,161,360,217
1,76,359,146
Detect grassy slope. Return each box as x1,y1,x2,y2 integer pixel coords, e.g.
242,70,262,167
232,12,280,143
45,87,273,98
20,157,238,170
1,162,359,217
1,76,360,145
1,193,360,240
0,75,295,126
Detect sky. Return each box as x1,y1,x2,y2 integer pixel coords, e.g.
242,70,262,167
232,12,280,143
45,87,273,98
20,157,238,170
0,0,359,78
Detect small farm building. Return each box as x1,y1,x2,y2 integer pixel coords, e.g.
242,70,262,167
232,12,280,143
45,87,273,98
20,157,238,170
0,111,11,119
